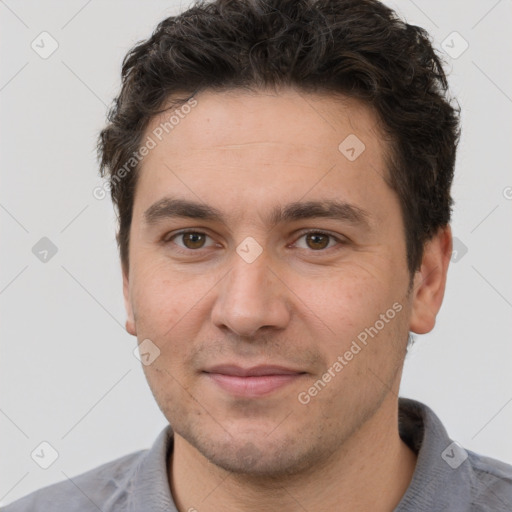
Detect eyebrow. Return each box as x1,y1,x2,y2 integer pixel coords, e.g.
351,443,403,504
143,197,370,229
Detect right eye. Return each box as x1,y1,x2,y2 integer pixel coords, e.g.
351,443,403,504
166,231,217,251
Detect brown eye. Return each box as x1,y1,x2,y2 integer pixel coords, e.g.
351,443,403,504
165,230,217,253
305,233,330,250
181,232,207,249
294,231,343,252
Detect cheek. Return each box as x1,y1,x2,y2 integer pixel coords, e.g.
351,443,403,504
130,261,207,340
293,269,382,333
290,262,408,367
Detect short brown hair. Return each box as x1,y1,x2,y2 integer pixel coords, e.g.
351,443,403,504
98,0,460,275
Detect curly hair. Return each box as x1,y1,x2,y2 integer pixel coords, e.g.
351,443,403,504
98,0,460,275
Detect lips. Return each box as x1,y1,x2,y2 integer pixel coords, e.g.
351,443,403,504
205,364,303,377
203,365,306,397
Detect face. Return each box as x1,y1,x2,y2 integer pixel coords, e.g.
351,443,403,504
123,88,440,476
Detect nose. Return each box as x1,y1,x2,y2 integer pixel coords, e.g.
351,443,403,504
210,250,291,338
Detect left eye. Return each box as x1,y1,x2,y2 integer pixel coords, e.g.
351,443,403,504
294,232,340,251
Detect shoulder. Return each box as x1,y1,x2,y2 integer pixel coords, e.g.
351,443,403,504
396,398,512,511
466,450,512,511
1,450,146,512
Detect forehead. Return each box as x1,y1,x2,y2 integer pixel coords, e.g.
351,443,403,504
145,88,386,158
133,88,395,225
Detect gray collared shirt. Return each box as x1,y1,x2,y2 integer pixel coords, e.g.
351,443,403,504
3,398,512,511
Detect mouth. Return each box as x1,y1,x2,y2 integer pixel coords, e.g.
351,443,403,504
202,365,307,398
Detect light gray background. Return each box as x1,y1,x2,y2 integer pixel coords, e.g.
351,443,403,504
1,0,511,506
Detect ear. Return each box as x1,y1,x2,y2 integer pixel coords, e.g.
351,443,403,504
409,225,452,334
122,265,137,336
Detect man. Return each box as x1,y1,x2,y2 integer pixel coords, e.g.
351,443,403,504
4,0,512,510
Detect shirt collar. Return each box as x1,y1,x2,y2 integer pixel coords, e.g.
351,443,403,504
128,426,176,512
126,398,474,511
395,397,473,511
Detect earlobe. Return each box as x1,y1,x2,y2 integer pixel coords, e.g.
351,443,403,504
409,226,452,334
122,267,137,336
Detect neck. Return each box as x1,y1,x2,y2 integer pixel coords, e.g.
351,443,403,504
169,396,417,512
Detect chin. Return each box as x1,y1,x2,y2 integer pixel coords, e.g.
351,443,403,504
203,441,315,477
176,422,324,478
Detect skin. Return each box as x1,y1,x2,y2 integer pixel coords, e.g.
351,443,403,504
122,88,452,511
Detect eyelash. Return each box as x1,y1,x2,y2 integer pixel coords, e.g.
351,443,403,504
164,229,346,255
